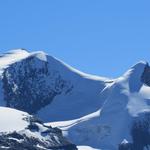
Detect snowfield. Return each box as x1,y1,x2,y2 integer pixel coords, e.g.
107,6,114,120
0,107,29,132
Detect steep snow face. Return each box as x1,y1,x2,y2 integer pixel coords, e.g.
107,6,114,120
38,77,107,121
48,62,150,150
0,107,77,150
121,61,147,92
0,49,108,121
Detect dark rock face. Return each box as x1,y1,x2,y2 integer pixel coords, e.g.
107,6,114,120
118,113,150,150
0,132,77,150
118,142,133,150
131,113,150,150
141,63,150,87
2,56,73,114
0,115,77,150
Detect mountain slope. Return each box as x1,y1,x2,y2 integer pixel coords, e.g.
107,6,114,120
0,49,150,149
0,49,110,122
48,62,150,150
0,107,77,150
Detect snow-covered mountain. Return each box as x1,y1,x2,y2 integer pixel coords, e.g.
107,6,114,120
48,61,150,150
0,49,150,150
0,49,109,121
0,107,77,150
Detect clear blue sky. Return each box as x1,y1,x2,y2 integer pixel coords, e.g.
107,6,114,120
0,0,150,78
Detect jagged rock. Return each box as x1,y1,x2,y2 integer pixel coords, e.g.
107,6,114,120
0,107,77,150
141,63,150,87
0,132,77,150
2,55,73,114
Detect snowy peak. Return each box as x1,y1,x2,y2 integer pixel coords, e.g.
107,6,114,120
119,61,149,92
0,49,30,75
123,61,147,80
0,49,108,119
0,49,109,81
30,51,48,62
141,62,150,86
0,49,48,75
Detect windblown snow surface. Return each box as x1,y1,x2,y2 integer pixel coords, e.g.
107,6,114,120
0,49,150,150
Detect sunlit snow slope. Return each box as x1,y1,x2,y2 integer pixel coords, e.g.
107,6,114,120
48,62,150,150
0,107,29,132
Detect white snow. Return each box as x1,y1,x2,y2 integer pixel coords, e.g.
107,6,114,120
45,54,109,81
121,139,129,144
0,146,9,149
0,49,50,76
36,144,47,150
47,61,150,150
0,49,109,123
0,49,149,150
8,137,24,143
31,51,48,62
77,146,99,150
0,49,30,75
0,107,29,132
37,54,109,121
0,106,62,146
